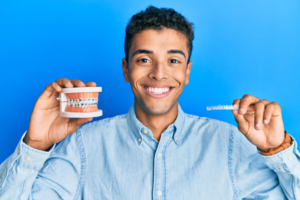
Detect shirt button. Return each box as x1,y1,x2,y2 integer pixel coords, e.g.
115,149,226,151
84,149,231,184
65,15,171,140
175,137,178,141
138,138,142,142
17,149,20,155
25,157,31,162
157,191,162,196
288,155,293,161
1,174,4,179
158,152,162,157
143,129,147,134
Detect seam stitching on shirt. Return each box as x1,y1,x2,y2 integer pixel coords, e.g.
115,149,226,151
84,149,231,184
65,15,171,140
292,143,297,199
228,126,241,200
126,113,140,144
176,114,186,143
73,128,86,200
292,175,296,200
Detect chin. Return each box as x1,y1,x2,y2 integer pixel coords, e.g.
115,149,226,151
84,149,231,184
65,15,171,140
137,97,176,115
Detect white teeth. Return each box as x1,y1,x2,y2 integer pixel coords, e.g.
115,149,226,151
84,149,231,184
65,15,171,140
146,87,171,94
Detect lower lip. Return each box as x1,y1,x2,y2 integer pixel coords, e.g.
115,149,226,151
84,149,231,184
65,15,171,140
142,86,173,98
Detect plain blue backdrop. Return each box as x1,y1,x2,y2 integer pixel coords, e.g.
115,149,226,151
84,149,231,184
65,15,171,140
0,0,299,164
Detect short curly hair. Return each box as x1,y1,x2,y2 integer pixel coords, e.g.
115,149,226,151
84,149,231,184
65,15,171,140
124,6,194,64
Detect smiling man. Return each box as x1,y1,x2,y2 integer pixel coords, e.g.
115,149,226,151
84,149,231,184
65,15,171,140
1,6,300,200
123,27,192,142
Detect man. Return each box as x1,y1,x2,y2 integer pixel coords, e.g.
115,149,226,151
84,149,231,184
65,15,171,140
0,6,299,200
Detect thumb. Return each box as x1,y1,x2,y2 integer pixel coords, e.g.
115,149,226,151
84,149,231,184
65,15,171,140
232,110,249,134
67,118,93,135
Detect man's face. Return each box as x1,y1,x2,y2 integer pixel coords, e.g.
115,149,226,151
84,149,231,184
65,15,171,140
122,28,192,115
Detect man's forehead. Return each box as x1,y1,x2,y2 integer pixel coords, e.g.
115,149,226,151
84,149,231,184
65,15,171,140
130,28,189,53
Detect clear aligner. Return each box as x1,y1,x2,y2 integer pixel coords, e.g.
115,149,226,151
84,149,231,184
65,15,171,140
206,105,239,111
67,98,98,108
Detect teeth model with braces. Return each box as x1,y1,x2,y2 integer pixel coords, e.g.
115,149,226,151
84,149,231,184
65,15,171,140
57,87,103,118
206,105,239,111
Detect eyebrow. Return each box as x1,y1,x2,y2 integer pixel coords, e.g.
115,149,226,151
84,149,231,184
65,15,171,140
131,49,186,59
167,49,186,58
131,49,153,58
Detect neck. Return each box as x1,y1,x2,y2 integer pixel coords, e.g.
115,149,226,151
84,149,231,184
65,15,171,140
135,101,178,142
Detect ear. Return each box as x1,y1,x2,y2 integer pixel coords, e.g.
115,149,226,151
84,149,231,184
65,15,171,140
185,61,192,85
122,58,130,82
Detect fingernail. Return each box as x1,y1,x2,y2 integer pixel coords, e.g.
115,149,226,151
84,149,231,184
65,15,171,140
66,82,72,85
256,124,261,128
264,119,268,124
239,108,245,113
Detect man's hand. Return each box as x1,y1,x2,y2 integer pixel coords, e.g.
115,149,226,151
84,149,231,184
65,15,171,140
232,94,285,151
24,78,96,151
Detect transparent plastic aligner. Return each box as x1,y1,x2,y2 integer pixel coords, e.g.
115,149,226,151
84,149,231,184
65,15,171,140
206,104,239,111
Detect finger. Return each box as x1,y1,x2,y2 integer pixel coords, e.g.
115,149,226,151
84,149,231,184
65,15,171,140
233,111,249,135
231,99,249,134
254,99,269,130
85,81,97,87
70,79,86,87
55,78,73,88
239,94,260,115
40,82,61,100
263,102,275,124
231,99,240,116
67,117,93,135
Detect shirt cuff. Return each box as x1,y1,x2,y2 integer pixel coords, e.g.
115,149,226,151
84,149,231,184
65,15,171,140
259,135,300,172
17,130,56,171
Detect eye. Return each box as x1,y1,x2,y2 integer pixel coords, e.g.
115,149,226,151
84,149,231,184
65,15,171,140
137,58,150,63
169,59,180,63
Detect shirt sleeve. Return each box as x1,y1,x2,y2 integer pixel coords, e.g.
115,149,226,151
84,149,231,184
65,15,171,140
228,125,300,200
0,128,85,200
258,135,300,199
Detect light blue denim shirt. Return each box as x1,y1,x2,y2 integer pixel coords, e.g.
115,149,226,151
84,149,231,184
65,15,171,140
1,103,300,200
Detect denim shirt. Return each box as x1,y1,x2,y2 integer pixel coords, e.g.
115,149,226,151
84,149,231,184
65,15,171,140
0,103,300,200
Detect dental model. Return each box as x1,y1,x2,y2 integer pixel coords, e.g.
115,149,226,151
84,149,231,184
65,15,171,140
56,87,102,118
206,105,239,111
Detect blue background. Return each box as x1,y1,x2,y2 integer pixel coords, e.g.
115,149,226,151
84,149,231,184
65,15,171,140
0,0,299,164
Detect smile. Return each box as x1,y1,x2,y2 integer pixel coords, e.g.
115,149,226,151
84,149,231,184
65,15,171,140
142,85,173,98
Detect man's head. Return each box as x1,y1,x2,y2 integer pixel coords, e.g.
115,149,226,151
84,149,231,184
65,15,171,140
122,6,194,115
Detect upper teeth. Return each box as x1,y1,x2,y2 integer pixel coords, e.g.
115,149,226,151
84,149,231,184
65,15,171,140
146,87,170,94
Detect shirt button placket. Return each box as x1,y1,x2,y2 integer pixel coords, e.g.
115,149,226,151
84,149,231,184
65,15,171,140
154,135,170,200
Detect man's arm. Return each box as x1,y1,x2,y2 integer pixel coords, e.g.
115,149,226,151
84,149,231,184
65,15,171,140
229,125,300,199
259,134,300,199
0,128,84,199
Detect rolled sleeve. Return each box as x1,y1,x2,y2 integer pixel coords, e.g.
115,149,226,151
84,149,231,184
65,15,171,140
258,135,300,199
18,131,56,171
259,136,300,173
0,130,55,187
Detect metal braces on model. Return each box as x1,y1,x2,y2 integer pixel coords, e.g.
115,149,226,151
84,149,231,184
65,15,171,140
56,87,103,118
206,105,239,111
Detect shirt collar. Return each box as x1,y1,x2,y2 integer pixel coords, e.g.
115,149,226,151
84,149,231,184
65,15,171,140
126,103,185,145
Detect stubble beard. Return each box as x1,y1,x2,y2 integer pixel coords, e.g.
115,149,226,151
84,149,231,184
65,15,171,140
135,96,177,116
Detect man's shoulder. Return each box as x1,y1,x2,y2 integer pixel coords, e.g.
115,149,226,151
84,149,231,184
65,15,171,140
184,113,234,130
77,114,128,141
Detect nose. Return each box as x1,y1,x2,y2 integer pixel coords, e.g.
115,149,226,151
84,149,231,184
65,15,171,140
149,62,168,81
